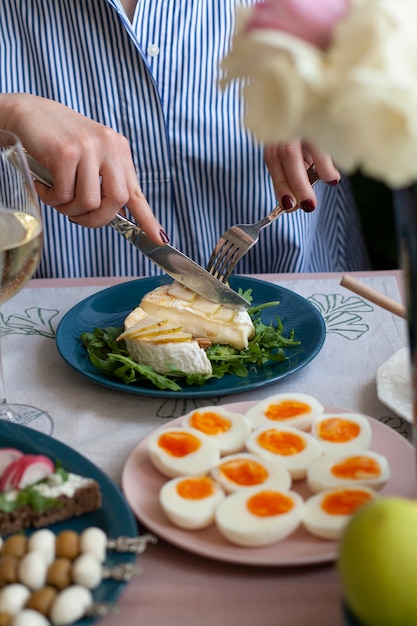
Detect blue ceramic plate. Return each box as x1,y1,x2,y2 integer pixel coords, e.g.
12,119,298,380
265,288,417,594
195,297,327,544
0,421,138,626
56,276,326,398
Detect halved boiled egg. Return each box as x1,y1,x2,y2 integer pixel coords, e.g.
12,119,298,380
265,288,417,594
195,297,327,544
159,475,226,529
181,406,250,455
147,427,220,478
210,452,291,494
311,413,372,454
246,426,323,480
245,393,324,431
303,485,377,540
215,487,304,547
307,450,390,493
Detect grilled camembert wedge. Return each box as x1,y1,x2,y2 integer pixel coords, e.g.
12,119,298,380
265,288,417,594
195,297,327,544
117,281,254,376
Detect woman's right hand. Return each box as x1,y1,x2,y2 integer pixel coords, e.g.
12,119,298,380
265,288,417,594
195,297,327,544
0,93,168,243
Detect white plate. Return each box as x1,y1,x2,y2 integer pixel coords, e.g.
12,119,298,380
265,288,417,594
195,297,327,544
376,348,413,422
121,401,416,567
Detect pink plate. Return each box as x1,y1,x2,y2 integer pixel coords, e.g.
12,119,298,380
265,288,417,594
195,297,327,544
121,402,416,567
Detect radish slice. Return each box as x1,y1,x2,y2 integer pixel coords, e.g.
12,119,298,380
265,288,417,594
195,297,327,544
15,455,55,490
0,458,25,492
0,448,23,476
0,454,55,492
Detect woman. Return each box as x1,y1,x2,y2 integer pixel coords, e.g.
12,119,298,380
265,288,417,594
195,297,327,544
0,0,369,277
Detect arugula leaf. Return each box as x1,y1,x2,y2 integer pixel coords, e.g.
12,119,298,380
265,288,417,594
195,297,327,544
81,329,183,390
108,354,183,391
80,294,301,391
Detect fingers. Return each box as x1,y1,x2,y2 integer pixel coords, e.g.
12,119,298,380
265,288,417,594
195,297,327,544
126,184,169,242
32,128,168,244
265,143,313,212
307,144,341,184
264,141,341,212
3,94,169,244
37,153,103,219
37,172,167,242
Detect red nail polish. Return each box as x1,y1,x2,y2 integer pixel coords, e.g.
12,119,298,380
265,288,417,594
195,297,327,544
281,195,295,211
159,229,170,243
327,179,339,187
300,200,315,213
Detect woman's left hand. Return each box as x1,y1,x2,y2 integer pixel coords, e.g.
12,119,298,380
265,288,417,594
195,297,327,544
264,141,341,213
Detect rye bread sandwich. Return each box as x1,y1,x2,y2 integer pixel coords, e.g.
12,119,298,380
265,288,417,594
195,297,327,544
0,448,101,536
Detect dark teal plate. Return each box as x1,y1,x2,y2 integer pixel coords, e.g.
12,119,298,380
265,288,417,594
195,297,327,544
0,421,138,625
56,276,326,398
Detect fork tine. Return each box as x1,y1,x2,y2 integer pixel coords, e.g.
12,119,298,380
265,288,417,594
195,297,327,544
206,163,320,283
219,245,255,283
207,239,239,280
212,245,242,281
207,217,263,279
206,239,236,277
205,238,227,274
208,240,249,283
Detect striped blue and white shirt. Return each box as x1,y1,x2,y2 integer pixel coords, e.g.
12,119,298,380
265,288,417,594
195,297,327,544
0,0,370,278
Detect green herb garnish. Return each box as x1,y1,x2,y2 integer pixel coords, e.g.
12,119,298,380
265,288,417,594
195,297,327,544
0,485,64,514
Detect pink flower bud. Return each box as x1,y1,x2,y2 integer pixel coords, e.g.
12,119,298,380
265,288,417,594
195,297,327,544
246,0,351,49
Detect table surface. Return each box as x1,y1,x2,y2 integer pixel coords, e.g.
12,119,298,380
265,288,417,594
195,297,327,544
1,270,412,626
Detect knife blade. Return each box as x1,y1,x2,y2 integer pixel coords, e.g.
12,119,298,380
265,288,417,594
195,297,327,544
107,213,250,309
27,155,249,309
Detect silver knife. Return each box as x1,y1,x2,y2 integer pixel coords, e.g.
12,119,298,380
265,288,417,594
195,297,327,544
27,155,249,309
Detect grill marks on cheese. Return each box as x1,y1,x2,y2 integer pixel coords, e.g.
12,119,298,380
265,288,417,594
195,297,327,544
139,282,254,349
118,281,254,376
119,306,213,376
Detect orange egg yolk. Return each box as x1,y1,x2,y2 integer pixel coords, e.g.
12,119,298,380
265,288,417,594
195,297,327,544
321,488,374,515
220,458,269,486
265,400,310,421
189,411,231,435
256,429,306,456
317,417,360,442
176,477,215,500
247,490,294,517
158,431,201,457
331,456,381,479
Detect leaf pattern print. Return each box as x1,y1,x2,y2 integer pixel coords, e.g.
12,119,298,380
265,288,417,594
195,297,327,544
155,397,221,420
0,307,58,338
307,294,374,339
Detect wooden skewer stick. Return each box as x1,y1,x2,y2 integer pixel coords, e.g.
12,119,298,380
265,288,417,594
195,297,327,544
340,274,407,320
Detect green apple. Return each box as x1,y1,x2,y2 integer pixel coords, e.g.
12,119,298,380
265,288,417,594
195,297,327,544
338,497,417,626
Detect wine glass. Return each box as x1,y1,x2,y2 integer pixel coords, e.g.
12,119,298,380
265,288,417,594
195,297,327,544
0,129,54,434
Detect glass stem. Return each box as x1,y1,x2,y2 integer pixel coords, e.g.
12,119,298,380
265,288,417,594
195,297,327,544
0,335,18,421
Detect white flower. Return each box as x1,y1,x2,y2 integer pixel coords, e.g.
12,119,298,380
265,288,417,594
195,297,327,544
223,0,417,187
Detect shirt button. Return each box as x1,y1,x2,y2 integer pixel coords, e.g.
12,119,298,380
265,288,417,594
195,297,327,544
147,44,160,57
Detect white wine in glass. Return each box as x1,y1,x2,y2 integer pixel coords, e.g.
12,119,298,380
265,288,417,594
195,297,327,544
0,129,54,434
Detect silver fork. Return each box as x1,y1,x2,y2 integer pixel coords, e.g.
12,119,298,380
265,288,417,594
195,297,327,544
206,164,320,282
